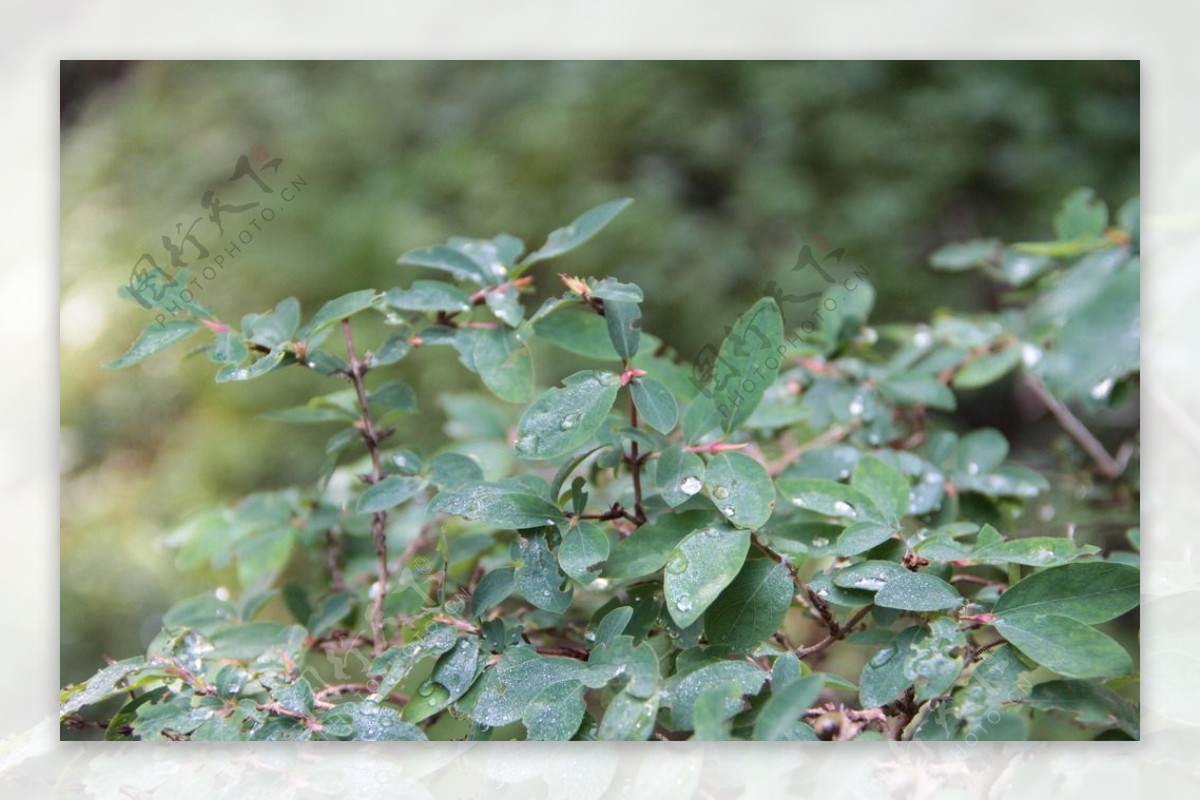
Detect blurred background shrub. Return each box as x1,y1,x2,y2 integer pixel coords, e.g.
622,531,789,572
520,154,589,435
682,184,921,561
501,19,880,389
59,61,1138,690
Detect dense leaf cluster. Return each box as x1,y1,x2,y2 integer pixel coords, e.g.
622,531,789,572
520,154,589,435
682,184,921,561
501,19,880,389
62,191,1140,741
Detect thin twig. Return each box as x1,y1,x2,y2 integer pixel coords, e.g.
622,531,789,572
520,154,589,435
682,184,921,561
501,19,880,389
1022,373,1125,480
795,604,874,658
341,318,390,658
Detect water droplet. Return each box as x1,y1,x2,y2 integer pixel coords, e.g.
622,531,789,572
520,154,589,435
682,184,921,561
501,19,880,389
674,595,693,613
584,629,597,642
867,433,881,446
721,505,736,517
792,497,806,507
913,327,933,348
812,537,830,548
849,397,865,416
559,412,581,431
832,501,856,517
516,434,539,453
545,519,556,526
680,476,702,495
838,469,850,480
666,552,689,574
1032,547,1055,564
713,486,730,500
924,473,941,484
815,588,830,598
1021,343,1042,367
701,527,720,539
214,586,230,602
418,682,436,697
1090,377,1115,400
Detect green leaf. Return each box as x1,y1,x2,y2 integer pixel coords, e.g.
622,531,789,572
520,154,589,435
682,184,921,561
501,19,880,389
630,377,677,434
597,690,659,741
835,522,898,557
460,647,614,726
929,239,1002,271
663,660,766,732
952,347,1022,390
515,534,573,613
603,510,710,580
357,475,424,514
655,445,706,508
385,280,472,313
470,328,535,403
306,591,357,638
470,567,515,617
559,521,610,584
242,298,300,348
398,245,493,285
753,675,825,741
952,645,1030,734
531,307,618,360
485,284,524,327
522,681,586,741
1054,188,1108,241
299,289,379,341
703,451,776,530
604,298,642,360
106,320,204,368
209,331,249,364
1024,679,1139,738
858,627,924,708
61,658,152,716
208,623,306,662
705,557,792,652
664,523,751,628
707,297,785,432
405,637,483,722
832,560,910,592
692,681,744,740
993,562,1139,625
851,456,910,523
370,626,459,697
903,618,966,701
431,482,566,530
1039,262,1139,403
589,277,644,303
325,701,428,741
215,346,287,382
874,571,962,612
993,612,1132,679
519,198,633,268
515,371,620,460
428,452,484,492
373,333,412,366
970,529,1099,567
879,372,956,411
776,477,881,522
369,381,417,413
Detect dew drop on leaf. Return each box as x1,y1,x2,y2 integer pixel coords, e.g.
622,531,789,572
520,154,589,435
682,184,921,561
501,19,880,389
680,476,703,495
713,486,730,500
666,552,689,574
832,501,857,517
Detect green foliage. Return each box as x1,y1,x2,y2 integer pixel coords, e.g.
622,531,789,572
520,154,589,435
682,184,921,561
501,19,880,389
65,192,1139,741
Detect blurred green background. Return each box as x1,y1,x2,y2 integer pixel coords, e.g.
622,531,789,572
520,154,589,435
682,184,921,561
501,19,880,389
60,61,1138,694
